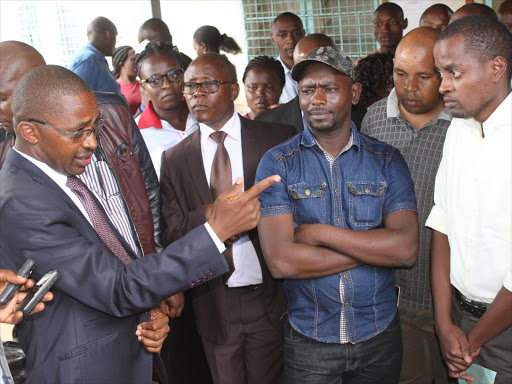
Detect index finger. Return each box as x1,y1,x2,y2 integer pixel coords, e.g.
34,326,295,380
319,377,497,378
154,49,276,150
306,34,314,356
239,175,281,201
0,270,27,285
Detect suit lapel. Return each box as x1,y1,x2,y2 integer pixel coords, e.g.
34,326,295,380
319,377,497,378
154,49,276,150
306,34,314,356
240,116,259,190
183,130,213,204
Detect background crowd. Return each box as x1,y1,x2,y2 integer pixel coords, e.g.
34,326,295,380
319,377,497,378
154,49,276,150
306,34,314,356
0,1,511,384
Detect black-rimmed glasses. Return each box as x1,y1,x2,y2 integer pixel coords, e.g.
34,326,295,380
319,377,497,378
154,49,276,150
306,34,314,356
27,111,103,143
182,80,234,95
141,69,184,88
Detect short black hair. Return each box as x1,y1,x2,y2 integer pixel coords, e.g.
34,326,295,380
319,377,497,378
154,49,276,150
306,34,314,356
138,18,172,43
438,16,512,81
242,56,285,89
354,52,394,110
273,12,304,27
134,41,181,76
374,2,404,20
112,46,133,78
12,65,91,126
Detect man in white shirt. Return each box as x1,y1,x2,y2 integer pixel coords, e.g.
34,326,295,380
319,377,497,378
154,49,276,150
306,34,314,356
426,16,512,383
270,12,305,104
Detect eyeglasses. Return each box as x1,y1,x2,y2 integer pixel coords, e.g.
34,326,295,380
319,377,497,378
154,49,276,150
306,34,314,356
182,80,234,95
27,111,103,143
141,69,183,88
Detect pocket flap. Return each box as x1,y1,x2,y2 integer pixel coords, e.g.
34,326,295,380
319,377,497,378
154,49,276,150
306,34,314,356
347,182,386,197
288,183,327,199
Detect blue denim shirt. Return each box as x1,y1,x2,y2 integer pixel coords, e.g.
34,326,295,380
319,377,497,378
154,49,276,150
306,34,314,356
69,44,122,97
256,126,417,344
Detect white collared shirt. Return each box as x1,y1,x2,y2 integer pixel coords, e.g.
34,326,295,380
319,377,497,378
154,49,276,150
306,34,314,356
136,114,198,179
277,56,298,104
199,111,263,287
426,92,512,303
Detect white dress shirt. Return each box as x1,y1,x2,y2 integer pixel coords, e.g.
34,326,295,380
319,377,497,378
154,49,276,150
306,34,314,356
136,113,198,179
199,111,263,287
13,148,225,254
277,56,298,104
426,92,512,303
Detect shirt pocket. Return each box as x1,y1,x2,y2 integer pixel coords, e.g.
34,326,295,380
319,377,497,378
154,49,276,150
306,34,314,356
347,182,386,228
288,182,327,225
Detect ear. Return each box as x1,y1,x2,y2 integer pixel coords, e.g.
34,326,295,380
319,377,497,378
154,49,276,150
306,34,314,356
200,42,207,52
403,18,408,30
270,32,276,46
351,82,362,105
491,56,508,83
231,82,240,101
16,122,40,145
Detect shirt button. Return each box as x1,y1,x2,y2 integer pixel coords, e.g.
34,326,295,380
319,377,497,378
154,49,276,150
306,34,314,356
334,188,339,194
343,273,348,279
337,218,341,224
364,187,370,194
345,302,350,307
305,189,311,196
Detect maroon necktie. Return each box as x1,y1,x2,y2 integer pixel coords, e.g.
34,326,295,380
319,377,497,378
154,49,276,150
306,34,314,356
66,176,132,266
209,131,234,272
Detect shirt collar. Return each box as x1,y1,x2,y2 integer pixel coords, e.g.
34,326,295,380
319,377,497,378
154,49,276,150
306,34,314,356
300,121,360,149
387,87,453,123
138,100,163,129
277,56,291,75
13,147,68,189
483,91,512,131
86,43,106,60
199,110,241,144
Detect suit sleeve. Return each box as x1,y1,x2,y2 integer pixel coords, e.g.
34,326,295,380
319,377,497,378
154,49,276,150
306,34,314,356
130,115,164,251
0,193,228,318
160,150,210,246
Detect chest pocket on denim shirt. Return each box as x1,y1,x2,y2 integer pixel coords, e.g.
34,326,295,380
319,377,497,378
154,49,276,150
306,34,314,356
348,182,386,228
288,182,327,224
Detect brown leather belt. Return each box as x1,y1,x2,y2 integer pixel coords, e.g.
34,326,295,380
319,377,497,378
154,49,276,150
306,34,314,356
454,287,488,318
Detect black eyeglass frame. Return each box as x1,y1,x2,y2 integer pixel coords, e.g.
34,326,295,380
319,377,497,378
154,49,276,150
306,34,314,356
182,80,235,95
140,69,184,88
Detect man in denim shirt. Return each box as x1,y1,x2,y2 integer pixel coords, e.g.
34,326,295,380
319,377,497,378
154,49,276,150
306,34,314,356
256,47,419,383
69,17,122,97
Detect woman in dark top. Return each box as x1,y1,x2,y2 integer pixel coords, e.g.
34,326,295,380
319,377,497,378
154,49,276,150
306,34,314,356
192,25,242,56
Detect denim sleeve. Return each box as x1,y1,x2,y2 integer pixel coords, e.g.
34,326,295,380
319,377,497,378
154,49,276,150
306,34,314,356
383,148,417,217
70,57,99,91
255,151,292,217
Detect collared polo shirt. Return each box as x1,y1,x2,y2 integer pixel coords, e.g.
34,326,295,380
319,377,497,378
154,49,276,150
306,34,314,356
361,88,452,311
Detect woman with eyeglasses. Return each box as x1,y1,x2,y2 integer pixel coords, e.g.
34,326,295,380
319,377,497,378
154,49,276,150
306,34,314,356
112,46,141,116
135,41,198,178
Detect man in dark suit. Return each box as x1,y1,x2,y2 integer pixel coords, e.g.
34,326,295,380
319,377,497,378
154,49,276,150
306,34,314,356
160,53,296,384
0,64,279,384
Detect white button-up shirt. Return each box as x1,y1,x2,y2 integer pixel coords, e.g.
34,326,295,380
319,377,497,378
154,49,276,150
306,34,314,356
199,111,263,287
426,92,512,303
277,56,298,104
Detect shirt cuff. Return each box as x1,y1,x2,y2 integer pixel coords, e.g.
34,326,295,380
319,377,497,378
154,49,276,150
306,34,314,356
204,222,226,253
425,205,448,234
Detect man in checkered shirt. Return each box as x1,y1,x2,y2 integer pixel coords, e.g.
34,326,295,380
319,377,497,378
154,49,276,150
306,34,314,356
361,27,452,383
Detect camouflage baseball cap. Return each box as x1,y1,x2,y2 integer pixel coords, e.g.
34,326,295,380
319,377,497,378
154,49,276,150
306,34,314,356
291,46,354,82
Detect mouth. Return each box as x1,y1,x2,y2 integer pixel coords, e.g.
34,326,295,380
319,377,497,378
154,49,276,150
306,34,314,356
404,98,421,107
161,93,178,100
255,101,268,109
379,34,392,42
308,109,332,119
192,104,210,111
443,97,457,109
74,154,93,167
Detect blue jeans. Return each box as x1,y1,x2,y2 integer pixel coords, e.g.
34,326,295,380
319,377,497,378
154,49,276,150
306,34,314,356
282,312,402,384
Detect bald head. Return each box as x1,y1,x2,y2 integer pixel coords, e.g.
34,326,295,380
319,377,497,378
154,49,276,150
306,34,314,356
498,0,512,33
450,3,497,24
293,34,336,64
420,4,453,30
395,27,440,57
186,53,237,82
87,17,117,56
12,65,92,128
0,41,46,133
138,18,172,44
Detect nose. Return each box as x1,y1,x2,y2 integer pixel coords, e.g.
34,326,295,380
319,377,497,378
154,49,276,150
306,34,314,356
311,88,327,105
161,76,172,89
193,83,206,98
382,22,391,32
438,75,451,95
255,87,265,97
82,129,98,151
404,76,417,92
